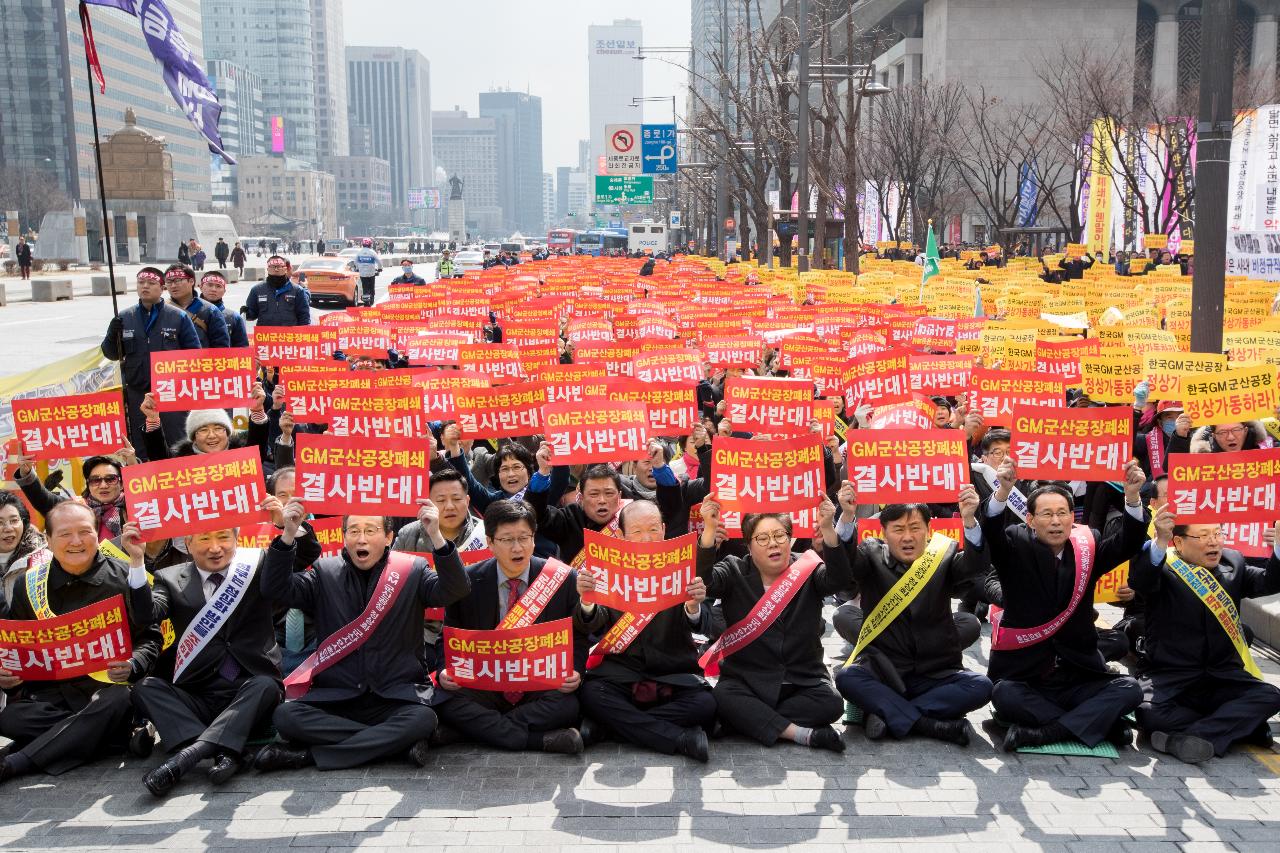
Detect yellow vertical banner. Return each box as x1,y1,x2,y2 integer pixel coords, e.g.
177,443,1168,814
1085,119,1114,259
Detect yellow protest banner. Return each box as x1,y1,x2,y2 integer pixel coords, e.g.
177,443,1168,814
1142,352,1228,397
1123,328,1179,359
1225,331,1280,364
1081,354,1144,404
1181,364,1280,425
1143,233,1168,250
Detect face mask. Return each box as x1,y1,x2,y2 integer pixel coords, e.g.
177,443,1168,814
1161,418,1177,437
266,274,288,287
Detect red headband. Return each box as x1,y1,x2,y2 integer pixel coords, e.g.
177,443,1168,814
137,271,163,284
165,268,193,282
201,273,227,286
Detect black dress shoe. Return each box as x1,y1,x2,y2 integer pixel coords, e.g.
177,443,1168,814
252,743,313,773
541,728,584,754
408,739,431,767
912,716,972,747
579,717,601,748
809,726,847,753
129,724,155,759
207,752,241,785
428,724,464,747
1150,731,1214,763
676,727,709,763
143,759,182,797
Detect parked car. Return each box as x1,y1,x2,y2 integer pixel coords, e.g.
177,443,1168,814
297,257,360,307
453,250,486,274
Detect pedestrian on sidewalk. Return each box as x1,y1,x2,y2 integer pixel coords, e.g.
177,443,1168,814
15,236,32,279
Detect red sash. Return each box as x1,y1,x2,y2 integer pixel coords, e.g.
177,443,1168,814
1146,429,1165,477
500,558,573,629
585,610,657,669
990,525,1094,651
283,552,416,700
697,550,823,676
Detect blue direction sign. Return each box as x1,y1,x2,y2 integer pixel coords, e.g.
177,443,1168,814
641,124,677,174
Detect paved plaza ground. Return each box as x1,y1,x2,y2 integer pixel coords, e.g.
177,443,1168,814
1,606,1278,853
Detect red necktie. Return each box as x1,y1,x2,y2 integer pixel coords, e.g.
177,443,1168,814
503,578,523,705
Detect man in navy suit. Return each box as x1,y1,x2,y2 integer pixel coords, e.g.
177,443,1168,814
433,499,607,753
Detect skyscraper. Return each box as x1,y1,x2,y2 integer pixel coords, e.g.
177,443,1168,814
203,0,320,165
0,0,211,209
587,19,643,185
206,59,267,209
479,91,545,236
432,109,502,237
346,46,433,216
311,0,349,159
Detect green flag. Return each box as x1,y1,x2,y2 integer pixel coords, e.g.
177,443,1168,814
919,221,941,301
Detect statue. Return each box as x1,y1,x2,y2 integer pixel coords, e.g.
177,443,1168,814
448,174,464,200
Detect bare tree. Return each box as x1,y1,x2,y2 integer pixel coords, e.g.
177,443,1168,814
0,165,71,234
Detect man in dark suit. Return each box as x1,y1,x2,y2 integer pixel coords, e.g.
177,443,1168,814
0,504,162,783
577,500,717,761
130,525,284,795
834,486,993,746
434,499,607,754
982,458,1149,751
697,496,850,752
253,499,470,771
1133,508,1280,762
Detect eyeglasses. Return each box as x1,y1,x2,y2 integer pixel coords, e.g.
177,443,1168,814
751,531,791,546
1033,510,1074,521
493,535,534,548
984,448,1008,459
0,516,24,528
87,475,121,486
1179,530,1224,543
497,465,527,476
1215,427,1246,438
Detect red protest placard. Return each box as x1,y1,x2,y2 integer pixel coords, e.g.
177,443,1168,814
1036,338,1099,385
703,335,760,369
967,368,1066,426
458,343,524,381
124,446,267,542
401,335,462,366
843,430,969,503
281,367,373,423
410,369,490,420
1167,450,1280,523
295,434,433,516
909,354,974,396
310,516,346,559
326,387,430,439
150,347,256,411
857,517,966,551
844,348,912,410
543,371,612,404
543,400,650,464
0,594,132,681
911,317,958,352
252,327,336,365
1009,405,1133,482
724,375,815,436
606,378,698,436
12,390,127,460
574,342,642,376
711,434,825,513
1220,520,1273,558
633,349,704,384
868,396,938,431
335,323,394,358
443,617,574,692
581,531,697,614
454,382,546,439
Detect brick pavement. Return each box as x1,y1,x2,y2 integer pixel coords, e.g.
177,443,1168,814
1,606,1278,853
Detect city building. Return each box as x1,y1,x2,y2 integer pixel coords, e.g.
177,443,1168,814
236,155,337,239
203,0,320,165
432,109,503,236
311,0,349,160
543,172,556,231
207,59,267,210
587,19,644,187
323,155,393,212
556,166,572,219
0,0,212,222
480,90,545,235
567,171,589,219
346,46,434,216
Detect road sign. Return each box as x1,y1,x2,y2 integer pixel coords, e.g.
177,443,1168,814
605,124,642,175
595,175,654,205
669,210,683,228
641,124,677,174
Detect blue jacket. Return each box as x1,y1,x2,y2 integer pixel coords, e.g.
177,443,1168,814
178,296,230,348
102,301,201,389
244,280,311,326
211,299,249,348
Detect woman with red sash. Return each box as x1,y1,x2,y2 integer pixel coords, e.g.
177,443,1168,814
982,458,1149,752
697,496,850,752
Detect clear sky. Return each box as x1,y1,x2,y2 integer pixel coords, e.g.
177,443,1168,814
343,1,693,174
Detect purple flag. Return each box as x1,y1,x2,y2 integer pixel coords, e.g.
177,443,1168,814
85,0,234,164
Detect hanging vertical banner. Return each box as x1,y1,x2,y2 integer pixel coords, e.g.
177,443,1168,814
1084,118,1114,257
